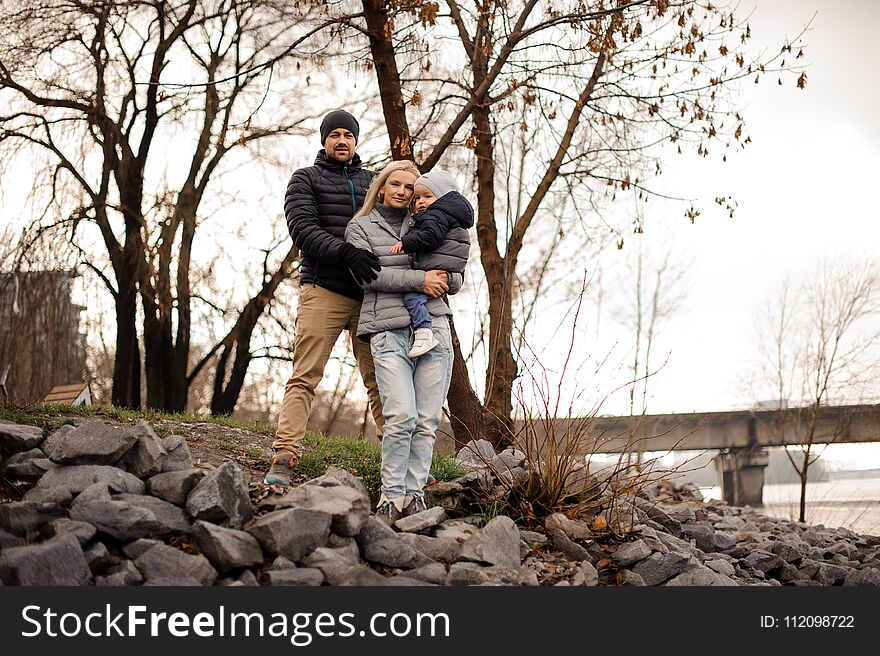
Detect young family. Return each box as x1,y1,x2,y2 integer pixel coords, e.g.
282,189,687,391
265,109,473,525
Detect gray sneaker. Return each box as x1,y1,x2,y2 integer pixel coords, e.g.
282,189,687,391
401,495,428,518
263,451,298,486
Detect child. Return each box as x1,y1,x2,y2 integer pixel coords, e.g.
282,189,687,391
390,169,473,358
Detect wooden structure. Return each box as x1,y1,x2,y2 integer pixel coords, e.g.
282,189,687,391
43,383,92,406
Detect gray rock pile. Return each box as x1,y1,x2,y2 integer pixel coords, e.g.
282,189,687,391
428,438,880,587
1,420,878,586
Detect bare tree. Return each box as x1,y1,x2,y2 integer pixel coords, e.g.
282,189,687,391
611,234,689,416
751,258,880,522
0,0,349,410
342,0,808,448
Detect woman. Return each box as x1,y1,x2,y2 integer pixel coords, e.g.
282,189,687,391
345,160,464,524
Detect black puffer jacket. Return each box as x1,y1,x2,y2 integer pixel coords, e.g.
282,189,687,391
400,191,474,274
284,150,376,300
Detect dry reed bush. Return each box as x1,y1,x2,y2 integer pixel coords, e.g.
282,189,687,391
480,292,701,537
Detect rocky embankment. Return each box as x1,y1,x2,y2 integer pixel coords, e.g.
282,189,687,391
1,419,878,586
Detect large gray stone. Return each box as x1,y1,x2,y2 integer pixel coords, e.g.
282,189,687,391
764,540,806,563
0,420,43,458
665,568,739,586
362,534,435,570
633,497,683,535
42,518,97,545
134,543,218,586
70,498,189,541
656,530,703,557
742,550,784,574
161,435,193,472
705,559,736,577
394,506,447,533
123,421,168,477
186,460,252,529
147,469,204,506
122,538,163,559
0,534,91,585
458,516,521,570
446,562,522,586
40,424,74,459
83,541,112,572
455,439,496,470
405,562,448,585
0,501,65,536
301,547,362,585
571,561,599,586
49,420,137,466
397,533,463,564
0,529,25,549
815,563,849,585
327,534,361,561
633,552,701,586
114,494,191,531
612,539,652,567
679,523,715,553
336,565,392,586
843,568,880,586
550,529,591,562
545,513,592,541
71,481,116,506
247,508,332,562
0,448,57,484
263,568,325,586
96,560,145,586
192,521,264,573
21,485,73,504
712,532,737,552
490,448,527,472
262,476,369,537
302,466,369,498
617,570,646,586
34,465,145,496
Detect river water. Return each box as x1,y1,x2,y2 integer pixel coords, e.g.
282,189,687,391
699,477,880,536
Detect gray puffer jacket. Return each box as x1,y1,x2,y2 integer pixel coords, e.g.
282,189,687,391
345,207,464,338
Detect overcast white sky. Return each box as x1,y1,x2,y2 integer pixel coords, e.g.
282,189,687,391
551,0,880,417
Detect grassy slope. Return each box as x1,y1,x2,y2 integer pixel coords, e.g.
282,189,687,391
0,402,466,499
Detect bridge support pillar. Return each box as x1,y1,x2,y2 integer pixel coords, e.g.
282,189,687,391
714,447,769,507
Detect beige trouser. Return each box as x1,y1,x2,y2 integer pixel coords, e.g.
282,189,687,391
273,283,384,457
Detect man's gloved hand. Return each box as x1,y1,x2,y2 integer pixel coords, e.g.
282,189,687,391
340,243,381,285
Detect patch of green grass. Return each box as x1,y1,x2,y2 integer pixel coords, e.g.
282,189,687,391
430,451,468,482
295,432,384,497
293,433,468,499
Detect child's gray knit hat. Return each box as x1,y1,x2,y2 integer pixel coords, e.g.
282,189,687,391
414,169,458,198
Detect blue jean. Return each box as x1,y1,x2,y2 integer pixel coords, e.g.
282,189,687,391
403,291,432,329
370,317,453,499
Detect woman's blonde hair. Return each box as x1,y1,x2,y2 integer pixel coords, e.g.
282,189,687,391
354,159,422,219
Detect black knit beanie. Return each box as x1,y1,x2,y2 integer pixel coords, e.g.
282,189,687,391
320,109,360,145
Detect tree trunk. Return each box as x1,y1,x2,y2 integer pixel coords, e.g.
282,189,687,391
473,101,515,450
208,248,298,415
111,287,141,408
445,313,483,449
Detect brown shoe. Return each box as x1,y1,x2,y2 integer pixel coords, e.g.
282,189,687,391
401,495,428,518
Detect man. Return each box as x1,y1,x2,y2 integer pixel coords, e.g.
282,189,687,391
265,109,384,486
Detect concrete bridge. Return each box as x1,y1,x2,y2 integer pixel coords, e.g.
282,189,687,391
521,404,880,507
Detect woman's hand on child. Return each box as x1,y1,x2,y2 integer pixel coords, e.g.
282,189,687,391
390,241,404,254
